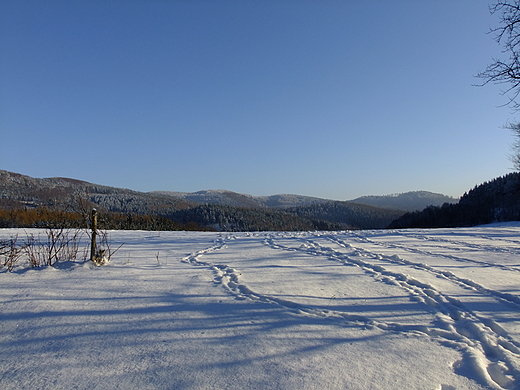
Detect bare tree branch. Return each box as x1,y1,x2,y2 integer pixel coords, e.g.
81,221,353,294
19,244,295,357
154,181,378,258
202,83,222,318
477,0,520,110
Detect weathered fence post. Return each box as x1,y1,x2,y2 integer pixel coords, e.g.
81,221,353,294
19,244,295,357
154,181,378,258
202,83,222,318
90,208,97,263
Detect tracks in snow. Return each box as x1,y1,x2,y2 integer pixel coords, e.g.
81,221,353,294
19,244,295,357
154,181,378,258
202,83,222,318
328,234,520,306
181,235,374,324
397,231,520,256
182,232,520,390
364,230,520,273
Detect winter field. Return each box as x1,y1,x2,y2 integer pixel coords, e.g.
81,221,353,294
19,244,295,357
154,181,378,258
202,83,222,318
1,224,520,390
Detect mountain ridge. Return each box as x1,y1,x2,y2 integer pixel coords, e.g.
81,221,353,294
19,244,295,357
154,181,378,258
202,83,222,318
1,170,455,212
150,190,328,209
151,189,454,211
0,170,453,230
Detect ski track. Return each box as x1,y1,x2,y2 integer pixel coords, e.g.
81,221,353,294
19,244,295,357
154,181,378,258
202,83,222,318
181,231,520,390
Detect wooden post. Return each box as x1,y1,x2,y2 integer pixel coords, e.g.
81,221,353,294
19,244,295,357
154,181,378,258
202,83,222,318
90,208,98,262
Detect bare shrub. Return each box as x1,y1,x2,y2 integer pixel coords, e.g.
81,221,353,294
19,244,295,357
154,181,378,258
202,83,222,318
23,233,43,268
0,235,25,272
24,228,87,268
1,226,115,271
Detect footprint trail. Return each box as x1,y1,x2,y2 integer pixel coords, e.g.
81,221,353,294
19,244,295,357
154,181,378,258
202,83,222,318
182,231,520,390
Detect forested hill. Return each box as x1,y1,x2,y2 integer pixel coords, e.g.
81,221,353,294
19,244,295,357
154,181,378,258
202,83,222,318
166,202,403,231
351,191,457,212
154,189,454,211
0,170,406,230
388,172,520,228
0,170,195,215
151,190,327,208
285,202,405,230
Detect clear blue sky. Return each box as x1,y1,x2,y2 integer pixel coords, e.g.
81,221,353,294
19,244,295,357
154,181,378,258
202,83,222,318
0,0,515,200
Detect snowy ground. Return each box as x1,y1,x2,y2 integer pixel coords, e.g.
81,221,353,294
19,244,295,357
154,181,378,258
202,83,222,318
1,224,520,390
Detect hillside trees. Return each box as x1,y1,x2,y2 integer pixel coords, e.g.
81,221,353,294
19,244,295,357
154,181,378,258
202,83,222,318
0,207,207,231
168,204,319,231
388,172,520,228
286,202,404,230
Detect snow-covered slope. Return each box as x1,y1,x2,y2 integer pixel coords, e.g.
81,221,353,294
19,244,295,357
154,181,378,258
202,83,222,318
152,189,456,211
151,189,327,208
351,190,457,211
1,224,520,389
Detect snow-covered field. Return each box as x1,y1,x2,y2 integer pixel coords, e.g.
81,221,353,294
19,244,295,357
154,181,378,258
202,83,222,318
1,224,520,390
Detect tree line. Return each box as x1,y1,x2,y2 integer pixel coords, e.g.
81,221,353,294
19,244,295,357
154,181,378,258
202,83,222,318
0,207,210,231
388,172,520,228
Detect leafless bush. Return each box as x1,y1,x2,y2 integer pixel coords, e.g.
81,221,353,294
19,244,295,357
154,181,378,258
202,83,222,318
0,235,25,272
23,233,40,268
1,227,116,271
24,228,87,268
